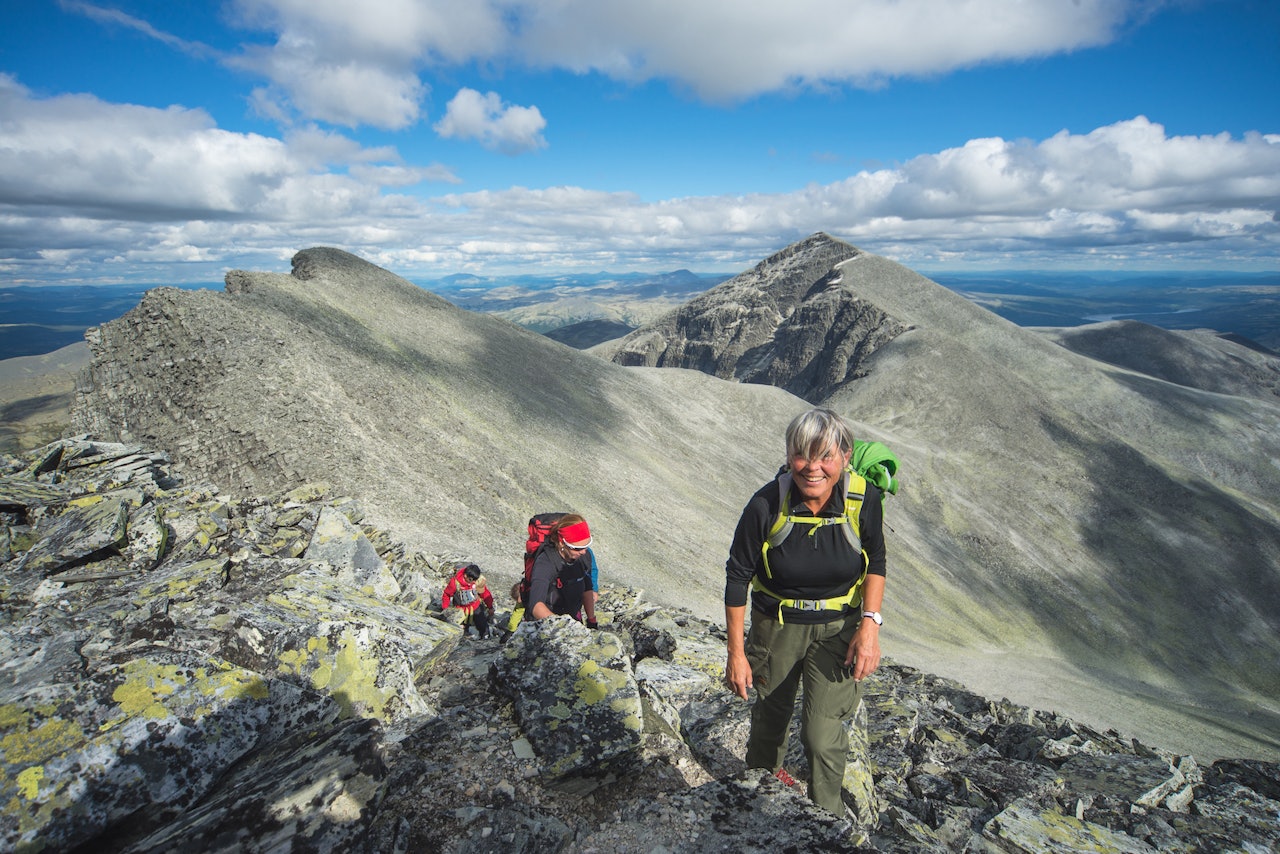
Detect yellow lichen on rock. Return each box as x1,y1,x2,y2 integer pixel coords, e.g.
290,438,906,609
107,658,269,727
325,628,392,719
574,660,608,704
111,660,184,721
1,718,84,766
277,629,401,720
197,661,270,702
15,766,43,801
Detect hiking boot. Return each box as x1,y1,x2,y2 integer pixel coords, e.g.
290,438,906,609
774,767,799,788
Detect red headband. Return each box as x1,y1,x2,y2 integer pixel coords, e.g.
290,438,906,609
559,520,592,548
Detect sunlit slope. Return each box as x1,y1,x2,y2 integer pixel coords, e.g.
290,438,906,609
818,251,1280,758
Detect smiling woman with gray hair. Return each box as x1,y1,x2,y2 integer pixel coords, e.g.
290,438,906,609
723,407,887,817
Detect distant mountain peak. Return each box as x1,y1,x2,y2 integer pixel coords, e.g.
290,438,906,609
598,232,905,402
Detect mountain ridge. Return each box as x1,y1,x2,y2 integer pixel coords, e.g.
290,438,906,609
68,238,1280,762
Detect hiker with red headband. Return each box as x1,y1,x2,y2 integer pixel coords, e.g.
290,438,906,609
526,513,598,627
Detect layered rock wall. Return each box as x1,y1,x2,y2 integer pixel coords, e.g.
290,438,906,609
603,233,908,402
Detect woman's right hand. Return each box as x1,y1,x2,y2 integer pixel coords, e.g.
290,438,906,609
725,650,753,699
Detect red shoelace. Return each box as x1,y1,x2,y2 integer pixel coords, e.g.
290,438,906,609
774,767,799,787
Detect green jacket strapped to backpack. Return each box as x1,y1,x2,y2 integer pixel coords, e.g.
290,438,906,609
750,439,899,623
851,439,899,497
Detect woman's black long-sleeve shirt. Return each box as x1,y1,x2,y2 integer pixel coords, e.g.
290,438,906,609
724,474,886,624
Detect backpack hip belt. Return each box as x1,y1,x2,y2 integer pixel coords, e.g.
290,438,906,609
751,570,867,624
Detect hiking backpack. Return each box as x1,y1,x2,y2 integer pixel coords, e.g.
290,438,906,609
751,439,900,619
514,511,568,606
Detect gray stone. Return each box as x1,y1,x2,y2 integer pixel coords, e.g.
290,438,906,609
568,768,866,852
124,718,386,853
15,494,129,575
984,797,1159,853
304,505,401,599
490,617,644,785
0,475,66,508
0,646,329,852
1058,752,1187,809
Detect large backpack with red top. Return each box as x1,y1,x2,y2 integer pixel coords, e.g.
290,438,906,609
513,512,566,607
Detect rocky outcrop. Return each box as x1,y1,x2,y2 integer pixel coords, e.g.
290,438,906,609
601,233,909,402
2,439,1276,852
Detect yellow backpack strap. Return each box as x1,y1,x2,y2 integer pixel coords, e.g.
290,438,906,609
842,469,866,552
761,472,794,580
755,467,871,623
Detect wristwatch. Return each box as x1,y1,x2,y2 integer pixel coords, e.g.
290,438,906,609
861,611,883,626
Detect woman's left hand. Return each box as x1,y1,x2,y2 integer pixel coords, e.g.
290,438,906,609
844,620,881,681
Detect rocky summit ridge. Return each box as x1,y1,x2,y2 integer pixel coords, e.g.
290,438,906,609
598,233,909,403
2,440,1278,852
63,237,1280,767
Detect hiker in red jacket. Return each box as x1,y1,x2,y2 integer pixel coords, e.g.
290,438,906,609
442,563,496,639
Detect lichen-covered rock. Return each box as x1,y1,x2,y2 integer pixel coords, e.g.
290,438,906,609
14,494,129,575
1057,751,1190,810
681,690,752,780
0,648,328,852
490,617,644,785
984,796,1159,853
303,506,401,599
124,502,168,570
0,476,65,509
634,656,719,705
567,768,865,852
842,700,880,826
233,564,455,722
124,717,386,853
1,438,1276,852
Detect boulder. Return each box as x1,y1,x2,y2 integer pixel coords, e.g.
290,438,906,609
490,617,644,787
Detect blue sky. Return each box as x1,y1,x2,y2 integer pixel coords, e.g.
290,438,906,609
1,0,1278,285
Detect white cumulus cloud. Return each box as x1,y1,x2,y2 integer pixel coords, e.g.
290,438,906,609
506,0,1140,100
433,89,547,153
76,0,1159,134
1,65,1276,282
215,0,1148,127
